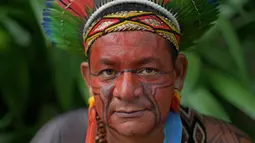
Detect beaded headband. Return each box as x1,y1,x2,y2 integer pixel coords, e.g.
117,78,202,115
84,11,181,53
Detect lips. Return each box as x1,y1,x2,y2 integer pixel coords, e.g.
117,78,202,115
114,109,148,118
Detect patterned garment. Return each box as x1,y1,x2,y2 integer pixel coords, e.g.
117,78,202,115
180,106,207,143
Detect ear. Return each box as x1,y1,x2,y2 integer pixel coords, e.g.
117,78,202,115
81,62,91,88
174,53,188,91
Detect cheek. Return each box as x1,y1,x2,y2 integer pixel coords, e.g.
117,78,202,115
154,87,174,123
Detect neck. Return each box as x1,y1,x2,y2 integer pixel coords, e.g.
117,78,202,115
106,126,165,143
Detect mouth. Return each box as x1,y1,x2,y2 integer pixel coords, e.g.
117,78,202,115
114,109,148,118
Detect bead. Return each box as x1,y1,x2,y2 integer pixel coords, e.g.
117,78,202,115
98,128,106,133
99,138,106,143
95,114,107,142
97,121,102,125
99,123,104,128
97,133,105,138
95,136,100,141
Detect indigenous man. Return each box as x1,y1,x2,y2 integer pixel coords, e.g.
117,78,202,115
32,0,254,142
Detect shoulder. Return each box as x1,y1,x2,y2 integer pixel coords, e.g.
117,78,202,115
180,107,207,143
31,109,88,143
202,116,254,143
180,107,254,143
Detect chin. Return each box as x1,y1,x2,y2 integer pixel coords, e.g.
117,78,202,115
117,121,154,136
108,112,156,136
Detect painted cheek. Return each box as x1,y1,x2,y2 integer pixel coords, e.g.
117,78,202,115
99,83,115,123
90,77,116,123
154,88,174,123
147,76,174,123
94,96,104,120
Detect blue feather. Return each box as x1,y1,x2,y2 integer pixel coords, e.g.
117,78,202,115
208,0,219,4
45,2,52,8
43,17,52,22
163,111,182,143
43,11,51,16
44,28,52,35
45,0,54,8
42,22,50,27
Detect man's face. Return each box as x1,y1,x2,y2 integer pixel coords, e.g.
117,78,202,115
82,31,187,136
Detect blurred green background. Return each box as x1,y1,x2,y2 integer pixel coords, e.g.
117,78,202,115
0,0,255,142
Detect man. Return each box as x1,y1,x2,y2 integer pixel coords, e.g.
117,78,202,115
33,0,254,142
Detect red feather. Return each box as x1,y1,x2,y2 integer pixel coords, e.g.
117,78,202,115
86,106,97,143
163,0,171,4
57,0,95,17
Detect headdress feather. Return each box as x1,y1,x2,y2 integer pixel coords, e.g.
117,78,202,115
42,0,220,55
165,0,220,50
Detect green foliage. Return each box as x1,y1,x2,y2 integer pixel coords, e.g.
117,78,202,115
0,0,255,142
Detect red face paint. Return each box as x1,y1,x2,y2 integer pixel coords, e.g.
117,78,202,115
88,31,176,136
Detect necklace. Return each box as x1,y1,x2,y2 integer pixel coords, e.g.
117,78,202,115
95,115,108,143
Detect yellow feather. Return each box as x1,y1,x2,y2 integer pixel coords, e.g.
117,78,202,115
88,96,95,108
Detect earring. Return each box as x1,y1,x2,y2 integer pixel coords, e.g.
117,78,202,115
171,90,181,112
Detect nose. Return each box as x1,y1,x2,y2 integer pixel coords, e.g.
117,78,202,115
113,72,142,101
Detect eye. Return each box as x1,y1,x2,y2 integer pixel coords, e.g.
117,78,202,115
137,68,158,76
99,69,117,79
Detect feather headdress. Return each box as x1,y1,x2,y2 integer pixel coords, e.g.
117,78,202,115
43,0,220,56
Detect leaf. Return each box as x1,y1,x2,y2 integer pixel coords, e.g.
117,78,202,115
29,0,46,36
1,17,31,47
0,51,29,126
50,48,75,111
232,11,255,29
29,0,45,23
182,51,201,94
222,0,250,18
0,6,24,19
208,70,255,119
0,28,10,51
182,87,230,121
0,133,14,143
0,113,12,129
218,15,249,85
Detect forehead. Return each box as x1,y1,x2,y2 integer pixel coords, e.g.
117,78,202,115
92,31,168,48
89,31,172,67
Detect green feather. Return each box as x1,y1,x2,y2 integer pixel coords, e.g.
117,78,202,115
43,1,86,53
46,8,83,24
165,0,220,50
43,0,220,53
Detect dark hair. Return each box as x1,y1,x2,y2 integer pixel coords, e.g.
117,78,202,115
168,42,179,66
